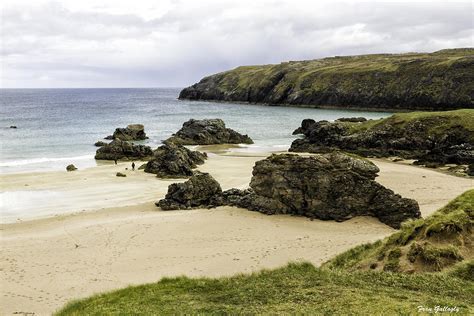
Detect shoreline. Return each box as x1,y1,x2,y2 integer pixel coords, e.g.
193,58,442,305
1,152,473,314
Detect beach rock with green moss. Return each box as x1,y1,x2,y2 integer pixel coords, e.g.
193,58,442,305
112,124,148,141
165,119,253,145
157,172,222,210
290,109,474,166
95,139,153,160
179,49,474,111
144,143,207,178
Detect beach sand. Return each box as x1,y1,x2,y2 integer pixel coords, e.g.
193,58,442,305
0,153,472,315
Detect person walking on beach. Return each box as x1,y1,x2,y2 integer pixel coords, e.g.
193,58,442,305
132,162,135,171
114,158,117,165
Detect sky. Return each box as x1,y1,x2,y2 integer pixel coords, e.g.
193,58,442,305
1,0,473,88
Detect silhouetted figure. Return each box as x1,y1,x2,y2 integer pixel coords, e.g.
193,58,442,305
114,159,117,165
132,162,135,171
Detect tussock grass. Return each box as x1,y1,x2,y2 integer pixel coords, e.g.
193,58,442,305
56,262,473,315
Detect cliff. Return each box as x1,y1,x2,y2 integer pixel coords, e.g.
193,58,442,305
180,48,474,111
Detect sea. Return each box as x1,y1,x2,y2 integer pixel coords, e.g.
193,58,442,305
0,88,391,174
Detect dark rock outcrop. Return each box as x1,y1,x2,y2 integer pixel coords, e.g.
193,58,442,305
157,172,222,210
9,125,17,129
179,49,474,111
94,141,107,147
336,117,367,123
290,110,474,166
113,124,148,141
165,119,253,145
225,153,420,228
292,119,316,135
66,164,77,171
95,139,153,161
144,143,207,178
158,153,420,228
116,172,126,177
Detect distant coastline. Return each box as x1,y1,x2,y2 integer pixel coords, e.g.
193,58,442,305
179,48,474,111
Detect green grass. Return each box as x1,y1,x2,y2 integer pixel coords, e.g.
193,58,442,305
343,109,474,137
56,262,473,315
324,190,474,273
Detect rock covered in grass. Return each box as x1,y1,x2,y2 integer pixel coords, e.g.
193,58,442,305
290,110,474,166
95,139,153,160
144,143,207,178
157,172,222,210
66,164,77,171
165,119,253,145
335,117,368,123
112,124,148,141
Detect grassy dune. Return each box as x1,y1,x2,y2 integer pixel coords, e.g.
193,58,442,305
56,190,474,315
179,48,474,110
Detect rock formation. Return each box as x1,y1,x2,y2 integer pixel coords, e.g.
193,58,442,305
179,49,474,111
66,164,77,171
95,139,153,160
112,124,148,141
157,172,222,210
144,143,207,178
165,119,253,145
94,141,107,147
116,172,126,177
157,153,420,228
290,110,474,166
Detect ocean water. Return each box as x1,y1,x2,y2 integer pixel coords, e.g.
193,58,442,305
0,88,390,174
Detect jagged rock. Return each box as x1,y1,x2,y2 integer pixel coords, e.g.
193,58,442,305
104,135,114,140
242,153,420,228
467,164,474,176
144,143,207,178
95,139,153,160
138,163,146,170
165,119,253,145
94,141,107,147
292,119,316,135
159,153,420,228
336,117,367,122
116,172,126,177
157,172,222,210
290,111,474,165
113,124,148,141
66,164,77,171
9,125,17,129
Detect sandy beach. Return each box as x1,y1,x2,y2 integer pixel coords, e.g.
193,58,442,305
1,152,472,315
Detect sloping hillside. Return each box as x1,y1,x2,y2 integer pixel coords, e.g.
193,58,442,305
180,48,474,111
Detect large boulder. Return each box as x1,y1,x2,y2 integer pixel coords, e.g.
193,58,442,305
144,143,207,178
95,139,153,160
112,124,148,141
241,153,420,228
165,119,253,145
157,172,222,210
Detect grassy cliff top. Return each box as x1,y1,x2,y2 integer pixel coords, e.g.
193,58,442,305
180,48,474,110
56,191,474,315
344,109,474,137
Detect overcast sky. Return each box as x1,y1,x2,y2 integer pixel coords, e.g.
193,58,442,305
1,0,473,88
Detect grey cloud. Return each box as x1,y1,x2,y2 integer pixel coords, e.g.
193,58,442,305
1,0,473,88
